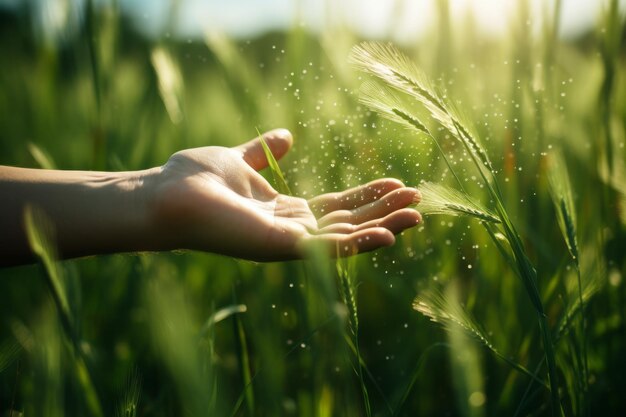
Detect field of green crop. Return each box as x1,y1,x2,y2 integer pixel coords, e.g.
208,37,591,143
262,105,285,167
1,1,625,416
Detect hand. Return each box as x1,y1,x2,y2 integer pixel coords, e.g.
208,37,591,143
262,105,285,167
151,129,422,261
0,129,421,266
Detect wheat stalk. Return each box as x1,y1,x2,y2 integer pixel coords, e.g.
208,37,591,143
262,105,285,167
556,269,603,342
413,286,547,387
359,81,430,134
546,149,589,397
336,255,371,416
418,181,500,223
350,42,493,172
547,150,579,262
353,41,562,415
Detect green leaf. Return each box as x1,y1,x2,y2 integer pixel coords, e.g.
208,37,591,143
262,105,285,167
256,127,292,195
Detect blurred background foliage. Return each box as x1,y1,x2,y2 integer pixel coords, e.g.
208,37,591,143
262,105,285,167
0,0,625,416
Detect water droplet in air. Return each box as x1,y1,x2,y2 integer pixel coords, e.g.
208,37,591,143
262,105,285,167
469,391,486,407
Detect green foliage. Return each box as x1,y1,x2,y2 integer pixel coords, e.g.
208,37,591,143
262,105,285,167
1,3,625,417
351,40,605,416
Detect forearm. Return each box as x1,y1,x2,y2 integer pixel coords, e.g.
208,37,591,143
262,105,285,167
0,166,162,266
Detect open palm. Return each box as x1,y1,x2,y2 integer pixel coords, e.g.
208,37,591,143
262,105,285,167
152,129,421,261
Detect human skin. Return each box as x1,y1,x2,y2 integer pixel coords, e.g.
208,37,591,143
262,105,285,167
0,129,421,266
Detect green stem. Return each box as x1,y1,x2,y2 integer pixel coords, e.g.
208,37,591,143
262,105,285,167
392,343,450,417
427,133,467,193
231,289,255,414
574,262,589,414
493,350,549,390
539,313,563,417
513,359,546,417
344,335,394,415
450,123,561,415
354,331,372,417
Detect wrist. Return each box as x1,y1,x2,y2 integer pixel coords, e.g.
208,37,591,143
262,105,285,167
127,166,168,252
136,164,196,253
57,167,167,257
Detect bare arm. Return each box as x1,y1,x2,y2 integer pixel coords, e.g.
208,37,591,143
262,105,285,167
0,165,162,265
0,129,421,266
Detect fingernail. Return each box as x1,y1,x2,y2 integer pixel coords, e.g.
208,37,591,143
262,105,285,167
412,188,422,204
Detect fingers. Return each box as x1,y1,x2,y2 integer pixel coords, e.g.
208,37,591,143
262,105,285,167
308,178,407,216
300,227,396,257
297,208,421,259
318,208,421,234
236,128,293,171
317,187,420,228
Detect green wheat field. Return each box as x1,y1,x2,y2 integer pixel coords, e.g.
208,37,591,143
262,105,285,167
1,1,625,416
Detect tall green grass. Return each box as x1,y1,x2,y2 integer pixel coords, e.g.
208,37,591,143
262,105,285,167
350,40,616,416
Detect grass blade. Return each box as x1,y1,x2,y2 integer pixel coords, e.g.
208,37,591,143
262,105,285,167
256,127,292,195
230,289,255,415
24,206,70,319
27,142,56,170
151,46,184,125
199,304,247,339
24,205,104,417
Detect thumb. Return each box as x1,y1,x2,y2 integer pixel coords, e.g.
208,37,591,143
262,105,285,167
236,128,293,171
